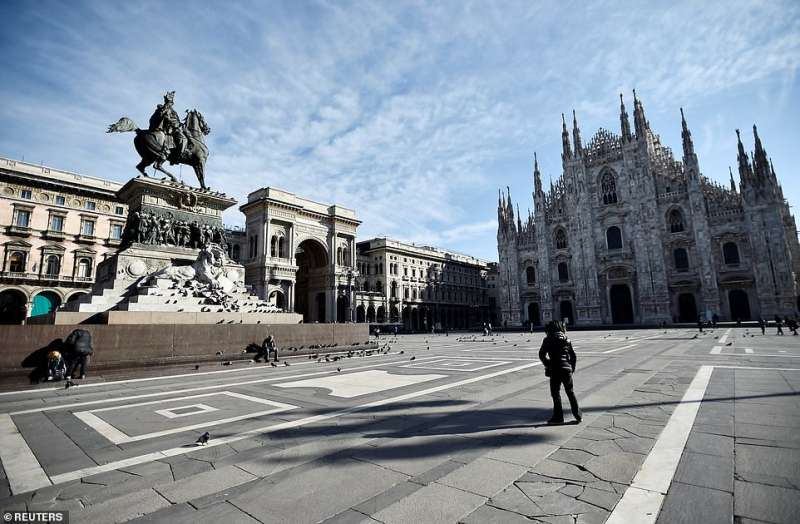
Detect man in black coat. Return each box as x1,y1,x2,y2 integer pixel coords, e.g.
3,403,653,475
65,329,93,379
539,321,581,424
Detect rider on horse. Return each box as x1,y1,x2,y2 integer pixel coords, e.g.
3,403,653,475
148,91,188,164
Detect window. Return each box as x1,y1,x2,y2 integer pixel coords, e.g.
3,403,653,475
9,251,26,273
45,255,60,276
55,195,65,206
555,229,568,250
668,209,684,233
600,172,618,204
270,236,277,257
110,223,123,240
606,226,623,250
363,281,370,292
404,267,408,276
115,206,124,215
674,248,689,271
248,235,257,258
375,281,382,292
77,258,93,278
15,209,31,227
278,237,286,258
558,262,569,282
526,266,535,285
85,201,96,211
723,242,740,265
81,220,95,236
21,189,32,200
412,289,417,299
49,215,65,232
391,281,398,298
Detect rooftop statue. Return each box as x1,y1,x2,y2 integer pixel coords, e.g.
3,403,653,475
107,91,211,190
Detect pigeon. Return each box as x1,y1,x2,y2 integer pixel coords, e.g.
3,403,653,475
284,361,290,366
410,356,416,361
400,351,405,354
194,365,200,370
222,361,232,366
726,342,732,346
64,379,75,389
337,367,341,372
196,432,210,446
215,351,224,356
271,362,277,367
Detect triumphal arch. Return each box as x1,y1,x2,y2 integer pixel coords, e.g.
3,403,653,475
239,187,360,323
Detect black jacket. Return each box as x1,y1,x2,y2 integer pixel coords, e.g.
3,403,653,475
539,332,576,373
66,329,93,356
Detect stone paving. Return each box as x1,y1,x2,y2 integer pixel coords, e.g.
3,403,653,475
0,327,798,523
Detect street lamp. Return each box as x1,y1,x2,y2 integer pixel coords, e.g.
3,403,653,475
347,269,354,323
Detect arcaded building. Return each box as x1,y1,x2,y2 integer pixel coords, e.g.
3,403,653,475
355,237,490,331
497,93,800,326
0,157,127,323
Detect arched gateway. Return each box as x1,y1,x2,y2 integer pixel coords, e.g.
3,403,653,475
239,187,360,323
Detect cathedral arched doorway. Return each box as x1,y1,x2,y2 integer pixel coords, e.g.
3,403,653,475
559,301,574,326
336,295,349,323
677,293,697,323
528,303,540,326
356,305,366,323
0,289,27,324
729,289,751,321
294,239,328,322
31,291,61,318
269,290,285,310
609,285,634,324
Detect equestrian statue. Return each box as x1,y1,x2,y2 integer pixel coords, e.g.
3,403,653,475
107,91,211,189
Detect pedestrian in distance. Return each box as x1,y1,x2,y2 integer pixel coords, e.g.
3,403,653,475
787,317,799,336
758,317,766,335
712,313,719,328
255,335,275,362
775,315,784,336
539,321,582,425
697,315,704,333
65,328,93,379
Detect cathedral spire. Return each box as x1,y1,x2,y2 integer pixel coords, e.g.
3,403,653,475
533,152,543,195
572,109,583,154
619,93,632,141
633,89,648,139
680,107,695,158
752,124,770,179
561,113,572,161
736,129,753,183
729,166,737,192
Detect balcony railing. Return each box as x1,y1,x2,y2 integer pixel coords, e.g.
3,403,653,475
7,225,31,236
43,229,66,240
0,271,94,285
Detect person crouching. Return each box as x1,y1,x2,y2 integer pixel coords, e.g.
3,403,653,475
539,321,582,424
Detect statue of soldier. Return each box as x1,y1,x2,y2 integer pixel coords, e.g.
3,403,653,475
148,91,188,164
146,214,159,244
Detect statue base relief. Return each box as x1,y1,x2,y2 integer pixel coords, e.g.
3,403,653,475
54,177,302,325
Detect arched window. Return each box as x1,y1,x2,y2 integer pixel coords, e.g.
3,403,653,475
9,251,26,273
600,172,618,205
606,226,623,250
668,209,684,233
77,258,93,278
723,242,740,265
555,229,568,250
278,237,286,258
390,281,398,298
270,235,278,257
526,266,535,285
557,262,569,282
363,281,370,292
404,287,409,299
673,248,689,271
375,281,382,293
45,255,60,276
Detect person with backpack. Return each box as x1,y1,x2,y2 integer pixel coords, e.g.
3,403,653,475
65,328,93,379
539,321,581,424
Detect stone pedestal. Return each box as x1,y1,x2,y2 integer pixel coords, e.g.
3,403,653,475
58,176,301,324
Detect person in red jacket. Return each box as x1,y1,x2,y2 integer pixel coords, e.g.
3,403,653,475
538,321,581,424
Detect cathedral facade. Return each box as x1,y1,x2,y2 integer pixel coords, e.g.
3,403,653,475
497,93,800,327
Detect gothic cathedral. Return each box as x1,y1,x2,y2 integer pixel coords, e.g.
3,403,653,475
497,92,800,326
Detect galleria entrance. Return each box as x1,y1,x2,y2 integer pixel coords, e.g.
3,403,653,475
294,239,328,323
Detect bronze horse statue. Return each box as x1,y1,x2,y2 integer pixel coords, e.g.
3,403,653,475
107,109,210,189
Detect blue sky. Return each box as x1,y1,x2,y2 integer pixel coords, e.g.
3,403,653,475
1,1,798,261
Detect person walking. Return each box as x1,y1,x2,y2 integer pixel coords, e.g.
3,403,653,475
697,315,704,333
758,317,766,335
539,321,581,425
775,315,784,336
65,328,93,379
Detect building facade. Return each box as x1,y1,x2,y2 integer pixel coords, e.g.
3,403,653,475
497,93,800,327
355,238,490,331
0,157,127,323
239,187,360,323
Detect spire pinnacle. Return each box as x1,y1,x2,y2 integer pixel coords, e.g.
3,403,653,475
533,151,542,195
735,129,753,184
633,89,647,138
680,107,694,158
619,93,631,141
729,166,736,192
561,113,572,160
572,109,582,153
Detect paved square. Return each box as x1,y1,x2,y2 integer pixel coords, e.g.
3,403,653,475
400,358,510,372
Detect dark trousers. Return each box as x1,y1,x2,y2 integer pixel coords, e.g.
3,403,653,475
68,354,90,378
549,370,581,421
256,347,278,362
